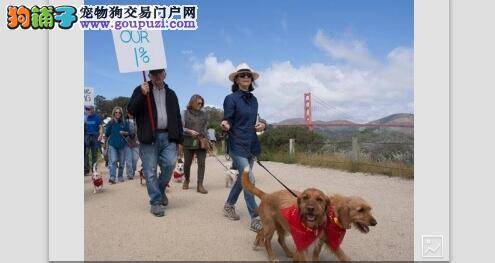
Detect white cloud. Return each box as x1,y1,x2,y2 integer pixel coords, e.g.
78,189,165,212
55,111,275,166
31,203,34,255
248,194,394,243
192,53,235,88
313,30,378,68
191,31,413,123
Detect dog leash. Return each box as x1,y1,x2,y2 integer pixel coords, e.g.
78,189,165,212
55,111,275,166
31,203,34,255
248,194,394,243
224,130,298,198
210,153,238,176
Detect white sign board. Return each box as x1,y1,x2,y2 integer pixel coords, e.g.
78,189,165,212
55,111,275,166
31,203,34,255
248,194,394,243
112,30,167,73
84,87,94,106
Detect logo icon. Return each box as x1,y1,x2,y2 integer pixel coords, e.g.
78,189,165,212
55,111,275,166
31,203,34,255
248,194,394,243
422,235,443,258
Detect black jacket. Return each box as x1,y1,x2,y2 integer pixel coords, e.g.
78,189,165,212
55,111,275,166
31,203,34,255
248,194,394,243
127,81,184,145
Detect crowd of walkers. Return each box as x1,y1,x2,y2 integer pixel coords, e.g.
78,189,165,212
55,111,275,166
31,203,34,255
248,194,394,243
84,63,267,232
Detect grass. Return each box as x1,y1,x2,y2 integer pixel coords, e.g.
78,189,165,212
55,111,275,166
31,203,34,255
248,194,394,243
259,152,414,179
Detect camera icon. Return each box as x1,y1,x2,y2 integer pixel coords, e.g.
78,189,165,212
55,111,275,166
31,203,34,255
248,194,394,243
422,235,443,258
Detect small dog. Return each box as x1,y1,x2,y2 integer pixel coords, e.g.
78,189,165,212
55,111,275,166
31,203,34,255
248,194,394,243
173,159,185,183
312,194,377,261
225,166,238,188
91,163,103,194
242,168,330,261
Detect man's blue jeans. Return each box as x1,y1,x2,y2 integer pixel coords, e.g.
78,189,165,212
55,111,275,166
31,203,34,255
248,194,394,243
84,134,99,173
139,132,177,206
125,145,139,178
108,145,126,181
226,154,259,219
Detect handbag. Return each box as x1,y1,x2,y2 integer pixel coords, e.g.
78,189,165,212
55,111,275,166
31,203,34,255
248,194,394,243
199,136,211,151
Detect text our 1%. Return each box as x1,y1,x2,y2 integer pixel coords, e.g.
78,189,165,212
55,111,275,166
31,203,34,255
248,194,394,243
134,47,150,67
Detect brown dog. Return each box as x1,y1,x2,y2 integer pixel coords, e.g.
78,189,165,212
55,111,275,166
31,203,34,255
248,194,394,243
241,168,330,262
312,194,377,261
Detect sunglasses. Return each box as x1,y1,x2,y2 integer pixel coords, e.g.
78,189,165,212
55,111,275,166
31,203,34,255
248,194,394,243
238,73,252,79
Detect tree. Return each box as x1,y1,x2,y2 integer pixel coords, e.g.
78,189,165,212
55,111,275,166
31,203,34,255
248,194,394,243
94,95,130,118
204,106,224,139
259,127,325,154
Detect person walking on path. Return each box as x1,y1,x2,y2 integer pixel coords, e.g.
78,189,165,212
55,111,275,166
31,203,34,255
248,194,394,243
220,63,267,232
181,94,210,194
105,106,130,184
127,68,184,217
84,105,103,176
124,113,139,180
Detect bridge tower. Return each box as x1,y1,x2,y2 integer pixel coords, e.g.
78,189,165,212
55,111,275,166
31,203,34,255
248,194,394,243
304,92,313,131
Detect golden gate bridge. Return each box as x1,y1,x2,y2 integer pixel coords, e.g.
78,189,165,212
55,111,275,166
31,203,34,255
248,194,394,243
270,92,414,130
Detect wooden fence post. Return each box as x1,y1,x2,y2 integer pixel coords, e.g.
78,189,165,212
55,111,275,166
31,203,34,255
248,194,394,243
352,137,359,162
289,138,295,157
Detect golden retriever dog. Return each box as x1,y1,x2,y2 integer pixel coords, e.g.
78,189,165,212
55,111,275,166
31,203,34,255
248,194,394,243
241,168,330,262
312,194,377,261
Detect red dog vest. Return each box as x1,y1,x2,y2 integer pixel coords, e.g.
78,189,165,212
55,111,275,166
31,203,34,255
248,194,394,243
325,207,347,251
93,177,103,187
173,171,183,179
280,204,324,252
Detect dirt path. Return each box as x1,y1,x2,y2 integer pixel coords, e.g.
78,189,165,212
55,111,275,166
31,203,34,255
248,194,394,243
85,156,413,261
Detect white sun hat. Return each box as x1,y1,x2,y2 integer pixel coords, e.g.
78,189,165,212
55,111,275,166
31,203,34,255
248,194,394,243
228,62,260,82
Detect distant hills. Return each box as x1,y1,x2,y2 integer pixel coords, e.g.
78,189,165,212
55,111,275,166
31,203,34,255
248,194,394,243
276,113,413,127
366,113,414,126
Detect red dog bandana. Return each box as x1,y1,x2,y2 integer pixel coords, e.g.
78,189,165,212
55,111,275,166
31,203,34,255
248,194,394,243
93,177,103,187
173,171,183,179
280,204,324,252
325,207,347,251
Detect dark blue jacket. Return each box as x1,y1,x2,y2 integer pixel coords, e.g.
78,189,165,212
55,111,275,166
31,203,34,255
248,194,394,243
223,90,261,158
105,119,130,150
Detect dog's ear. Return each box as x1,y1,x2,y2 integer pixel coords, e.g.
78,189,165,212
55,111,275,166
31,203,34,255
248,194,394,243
337,206,352,229
325,196,331,212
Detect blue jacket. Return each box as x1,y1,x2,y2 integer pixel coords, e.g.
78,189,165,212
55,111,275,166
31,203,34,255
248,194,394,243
105,119,130,150
223,90,261,158
85,113,101,135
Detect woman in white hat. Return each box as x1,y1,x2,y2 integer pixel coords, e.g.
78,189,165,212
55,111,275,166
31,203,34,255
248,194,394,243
221,63,266,232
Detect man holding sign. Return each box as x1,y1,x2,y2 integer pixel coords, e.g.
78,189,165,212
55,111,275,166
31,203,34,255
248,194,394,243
128,69,183,217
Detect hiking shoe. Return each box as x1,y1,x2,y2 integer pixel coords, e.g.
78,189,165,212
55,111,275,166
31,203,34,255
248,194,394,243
223,204,240,220
150,204,165,217
108,179,116,184
250,217,263,233
161,193,168,206
118,177,124,183
127,176,134,180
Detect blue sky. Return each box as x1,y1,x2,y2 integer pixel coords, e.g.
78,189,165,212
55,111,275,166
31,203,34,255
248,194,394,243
85,0,413,123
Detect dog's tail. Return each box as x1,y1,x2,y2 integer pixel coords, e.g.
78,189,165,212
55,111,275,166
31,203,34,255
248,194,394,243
92,162,98,173
241,167,265,198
